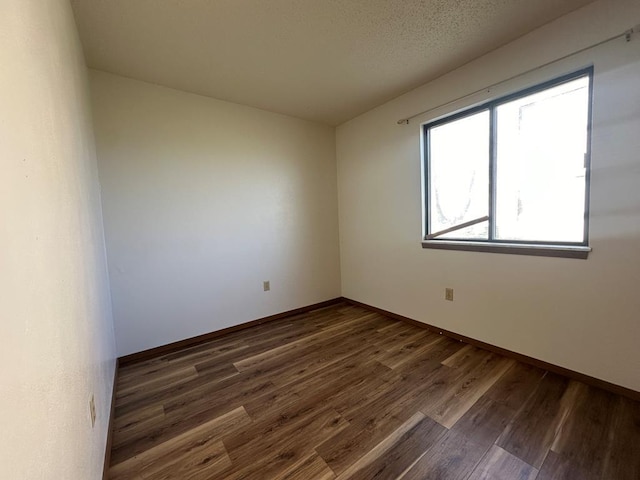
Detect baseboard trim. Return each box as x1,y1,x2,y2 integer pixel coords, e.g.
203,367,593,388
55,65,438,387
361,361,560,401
118,298,344,366
102,359,119,480
343,297,640,402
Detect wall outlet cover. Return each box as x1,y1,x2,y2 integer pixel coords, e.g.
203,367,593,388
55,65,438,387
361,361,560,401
89,394,96,428
445,288,454,301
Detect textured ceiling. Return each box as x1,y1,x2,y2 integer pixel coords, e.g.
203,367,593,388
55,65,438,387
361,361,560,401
71,0,596,125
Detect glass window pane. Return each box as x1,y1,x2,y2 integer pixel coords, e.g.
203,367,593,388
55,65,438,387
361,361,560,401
495,76,589,243
429,110,490,240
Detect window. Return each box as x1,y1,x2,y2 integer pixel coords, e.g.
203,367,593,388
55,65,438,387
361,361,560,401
423,68,593,259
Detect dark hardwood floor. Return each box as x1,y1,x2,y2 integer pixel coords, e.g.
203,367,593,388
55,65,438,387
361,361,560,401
109,303,640,479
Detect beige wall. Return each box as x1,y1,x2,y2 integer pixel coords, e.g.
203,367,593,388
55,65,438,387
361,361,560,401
337,0,640,392
0,1,116,478
90,71,341,357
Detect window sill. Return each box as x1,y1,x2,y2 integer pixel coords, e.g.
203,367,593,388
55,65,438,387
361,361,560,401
421,240,591,259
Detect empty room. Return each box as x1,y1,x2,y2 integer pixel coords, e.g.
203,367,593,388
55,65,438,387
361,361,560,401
3,0,640,479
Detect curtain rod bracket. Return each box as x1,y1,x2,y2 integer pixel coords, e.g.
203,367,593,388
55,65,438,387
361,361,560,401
397,119,409,125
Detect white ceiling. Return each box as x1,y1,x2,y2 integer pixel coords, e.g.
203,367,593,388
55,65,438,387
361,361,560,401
71,0,596,125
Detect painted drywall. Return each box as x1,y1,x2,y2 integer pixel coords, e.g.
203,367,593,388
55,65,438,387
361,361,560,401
90,71,341,357
337,0,640,392
0,0,116,479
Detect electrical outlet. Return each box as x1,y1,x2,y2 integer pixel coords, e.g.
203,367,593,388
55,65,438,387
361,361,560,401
263,280,270,292
445,288,454,301
89,394,96,428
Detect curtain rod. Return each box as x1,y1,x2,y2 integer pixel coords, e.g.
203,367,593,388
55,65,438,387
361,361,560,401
397,25,639,125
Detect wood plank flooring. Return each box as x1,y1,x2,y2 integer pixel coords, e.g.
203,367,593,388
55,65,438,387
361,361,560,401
109,303,640,479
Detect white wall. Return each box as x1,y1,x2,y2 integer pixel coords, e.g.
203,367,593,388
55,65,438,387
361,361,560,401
0,1,116,479
337,0,640,392
90,71,341,357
